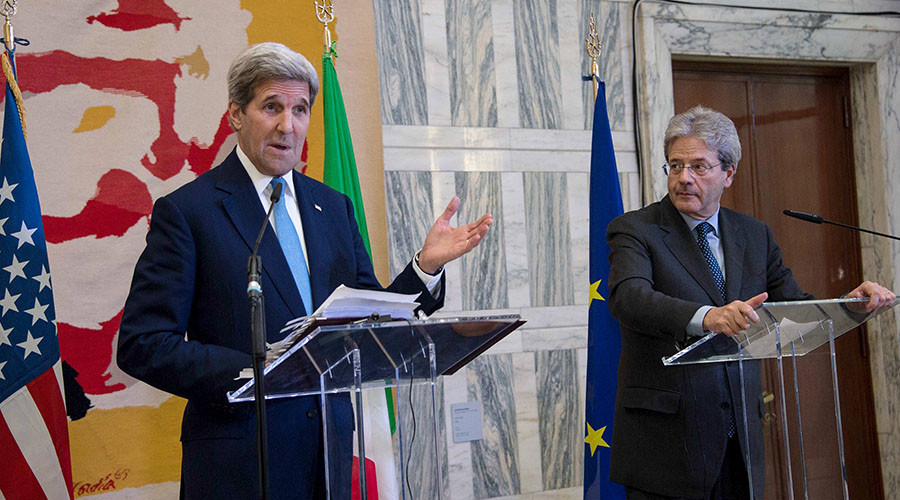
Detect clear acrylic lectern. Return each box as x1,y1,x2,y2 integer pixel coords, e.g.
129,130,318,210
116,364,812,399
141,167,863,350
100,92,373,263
228,314,524,500
663,297,896,500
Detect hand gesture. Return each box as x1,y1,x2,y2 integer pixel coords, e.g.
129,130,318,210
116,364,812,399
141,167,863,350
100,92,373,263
702,292,768,337
416,197,493,274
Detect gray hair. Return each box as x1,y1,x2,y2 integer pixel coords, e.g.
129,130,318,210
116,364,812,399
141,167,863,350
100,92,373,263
227,42,320,111
664,105,741,169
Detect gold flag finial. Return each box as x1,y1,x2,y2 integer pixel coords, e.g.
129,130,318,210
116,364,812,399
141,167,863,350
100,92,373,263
2,0,17,52
585,13,602,99
315,0,335,54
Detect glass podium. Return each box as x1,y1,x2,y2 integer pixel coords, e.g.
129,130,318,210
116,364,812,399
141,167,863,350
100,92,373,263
663,297,896,500
228,314,524,500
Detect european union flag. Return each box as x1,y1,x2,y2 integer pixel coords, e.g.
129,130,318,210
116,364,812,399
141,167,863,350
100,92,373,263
582,77,625,499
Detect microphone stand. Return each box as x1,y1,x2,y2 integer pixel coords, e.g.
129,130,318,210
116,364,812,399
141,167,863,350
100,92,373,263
248,182,283,500
783,209,900,241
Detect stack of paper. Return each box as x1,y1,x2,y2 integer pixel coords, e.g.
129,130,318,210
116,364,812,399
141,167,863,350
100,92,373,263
259,285,421,365
310,284,421,320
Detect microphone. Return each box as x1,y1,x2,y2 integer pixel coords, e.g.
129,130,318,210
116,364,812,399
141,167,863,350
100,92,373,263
246,180,282,500
783,209,900,241
248,182,284,297
782,209,823,224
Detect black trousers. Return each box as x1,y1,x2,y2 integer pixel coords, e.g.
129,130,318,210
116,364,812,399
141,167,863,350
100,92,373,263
625,435,751,500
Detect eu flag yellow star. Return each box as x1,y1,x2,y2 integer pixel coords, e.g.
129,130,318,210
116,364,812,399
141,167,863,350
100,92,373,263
585,422,610,456
589,279,605,307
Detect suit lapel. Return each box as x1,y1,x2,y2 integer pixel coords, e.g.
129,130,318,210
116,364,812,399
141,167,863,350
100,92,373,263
719,208,746,302
659,196,727,306
217,153,306,318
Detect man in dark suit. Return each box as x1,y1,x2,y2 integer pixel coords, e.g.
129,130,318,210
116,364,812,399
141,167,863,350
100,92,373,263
117,43,492,499
606,106,893,499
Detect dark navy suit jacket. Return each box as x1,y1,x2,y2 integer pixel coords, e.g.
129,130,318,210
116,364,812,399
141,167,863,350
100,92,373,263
117,150,443,499
606,195,810,499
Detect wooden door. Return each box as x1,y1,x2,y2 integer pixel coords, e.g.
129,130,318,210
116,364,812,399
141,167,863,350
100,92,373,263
673,61,883,500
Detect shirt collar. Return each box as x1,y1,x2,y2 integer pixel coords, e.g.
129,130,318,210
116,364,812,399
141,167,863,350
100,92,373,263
680,207,721,236
235,144,296,200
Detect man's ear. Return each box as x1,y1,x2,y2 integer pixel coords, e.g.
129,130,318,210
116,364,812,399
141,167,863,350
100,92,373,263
723,164,737,188
227,100,242,131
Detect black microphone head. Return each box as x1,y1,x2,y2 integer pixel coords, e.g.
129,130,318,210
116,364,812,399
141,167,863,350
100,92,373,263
271,181,284,203
783,209,824,224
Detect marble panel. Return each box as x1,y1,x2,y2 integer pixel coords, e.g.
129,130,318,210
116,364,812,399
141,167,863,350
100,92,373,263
422,0,453,125
446,0,498,127
382,125,637,152
513,0,562,129
508,129,592,151
536,349,581,490
557,0,585,130
501,172,532,308
456,172,508,310
464,127,513,149
567,172,590,305
511,352,543,494
580,0,627,130
482,328,525,356
373,0,429,125
518,305,588,329
491,0,522,128
620,171,643,214
576,346,588,442
467,354,521,498
385,171,433,277
487,486,583,500
522,326,588,352
524,172,574,307
510,150,592,173
443,370,475,500
382,124,467,149
395,376,449,499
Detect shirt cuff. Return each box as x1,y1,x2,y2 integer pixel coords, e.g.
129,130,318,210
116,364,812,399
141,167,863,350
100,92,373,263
687,305,715,336
413,252,443,294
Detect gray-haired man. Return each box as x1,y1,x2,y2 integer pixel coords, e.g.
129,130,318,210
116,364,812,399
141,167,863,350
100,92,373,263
118,42,492,499
605,106,892,499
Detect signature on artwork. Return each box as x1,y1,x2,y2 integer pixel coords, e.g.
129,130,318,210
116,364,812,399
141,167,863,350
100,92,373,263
73,469,130,496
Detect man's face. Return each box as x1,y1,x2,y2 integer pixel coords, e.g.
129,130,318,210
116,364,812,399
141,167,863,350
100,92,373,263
228,79,311,177
666,135,736,220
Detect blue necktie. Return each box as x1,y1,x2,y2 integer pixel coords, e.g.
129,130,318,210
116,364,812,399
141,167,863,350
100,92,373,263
697,221,736,437
270,177,314,315
695,222,726,302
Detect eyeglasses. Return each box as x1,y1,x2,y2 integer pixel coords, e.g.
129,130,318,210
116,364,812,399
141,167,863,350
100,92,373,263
662,162,722,177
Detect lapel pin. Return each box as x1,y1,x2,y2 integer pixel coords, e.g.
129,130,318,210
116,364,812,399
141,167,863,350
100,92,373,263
314,204,322,212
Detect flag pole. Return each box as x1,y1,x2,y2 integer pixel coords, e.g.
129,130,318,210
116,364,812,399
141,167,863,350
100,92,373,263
585,13,602,99
315,6,371,498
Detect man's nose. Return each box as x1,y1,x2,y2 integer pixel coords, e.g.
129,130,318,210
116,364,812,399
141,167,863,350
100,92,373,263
276,111,293,133
676,167,694,183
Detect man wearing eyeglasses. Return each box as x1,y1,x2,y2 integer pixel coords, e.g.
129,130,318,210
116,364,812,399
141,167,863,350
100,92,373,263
605,106,894,500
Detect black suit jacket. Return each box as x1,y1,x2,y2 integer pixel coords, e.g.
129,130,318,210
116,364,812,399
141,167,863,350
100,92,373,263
606,195,810,498
117,150,443,499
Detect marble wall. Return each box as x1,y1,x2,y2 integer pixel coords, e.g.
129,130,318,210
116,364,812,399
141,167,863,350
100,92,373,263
372,0,900,498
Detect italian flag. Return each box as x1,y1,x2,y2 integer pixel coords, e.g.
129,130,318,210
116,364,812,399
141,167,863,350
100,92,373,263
323,42,398,500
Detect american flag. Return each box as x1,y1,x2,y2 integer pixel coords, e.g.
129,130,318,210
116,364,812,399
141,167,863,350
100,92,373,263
0,49,73,499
